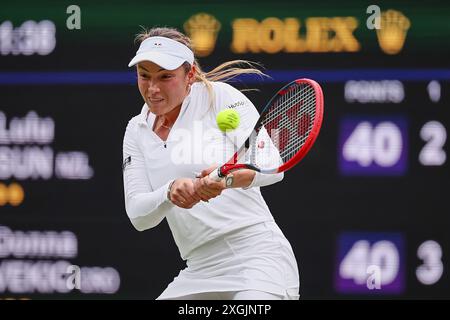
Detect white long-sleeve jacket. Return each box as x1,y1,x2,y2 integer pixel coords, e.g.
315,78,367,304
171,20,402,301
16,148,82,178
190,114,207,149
123,81,283,259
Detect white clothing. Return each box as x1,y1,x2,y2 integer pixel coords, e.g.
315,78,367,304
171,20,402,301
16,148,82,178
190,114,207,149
123,81,283,258
168,290,284,300
122,81,299,298
156,221,299,300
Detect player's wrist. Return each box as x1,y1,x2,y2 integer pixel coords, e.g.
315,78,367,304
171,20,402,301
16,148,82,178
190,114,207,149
241,170,257,189
166,179,175,203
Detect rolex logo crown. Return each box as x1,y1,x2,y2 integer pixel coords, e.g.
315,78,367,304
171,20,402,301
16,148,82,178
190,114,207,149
376,10,411,55
184,13,221,57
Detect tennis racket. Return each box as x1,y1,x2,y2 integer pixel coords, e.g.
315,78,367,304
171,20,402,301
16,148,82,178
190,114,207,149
209,78,324,181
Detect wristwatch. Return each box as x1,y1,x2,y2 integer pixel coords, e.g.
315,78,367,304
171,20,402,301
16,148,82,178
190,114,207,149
166,180,175,203
225,174,234,188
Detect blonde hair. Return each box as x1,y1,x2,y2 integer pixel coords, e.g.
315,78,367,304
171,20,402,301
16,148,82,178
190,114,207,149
134,26,267,108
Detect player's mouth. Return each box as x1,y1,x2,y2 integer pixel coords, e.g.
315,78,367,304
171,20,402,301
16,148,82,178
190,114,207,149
149,98,164,104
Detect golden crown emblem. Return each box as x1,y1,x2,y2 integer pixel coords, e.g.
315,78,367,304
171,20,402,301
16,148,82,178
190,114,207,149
376,10,411,55
184,13,221,57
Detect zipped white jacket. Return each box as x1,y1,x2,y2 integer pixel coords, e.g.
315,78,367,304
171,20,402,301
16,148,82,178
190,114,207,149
123,81,283,259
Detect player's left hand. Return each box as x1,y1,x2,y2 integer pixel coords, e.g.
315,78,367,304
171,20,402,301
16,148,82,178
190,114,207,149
194,165,226,201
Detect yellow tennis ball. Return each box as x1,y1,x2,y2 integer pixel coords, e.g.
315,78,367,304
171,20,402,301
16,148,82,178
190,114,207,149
216,108,240,132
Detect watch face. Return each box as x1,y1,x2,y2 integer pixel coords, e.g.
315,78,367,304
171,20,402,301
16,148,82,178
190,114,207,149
226,176,233,188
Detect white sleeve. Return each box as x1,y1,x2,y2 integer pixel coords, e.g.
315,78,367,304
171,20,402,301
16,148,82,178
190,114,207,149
214,82,284,189
122,120,173,231
243,171,284,189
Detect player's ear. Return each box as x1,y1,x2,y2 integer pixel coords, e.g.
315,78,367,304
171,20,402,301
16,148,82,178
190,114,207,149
187,65,196,83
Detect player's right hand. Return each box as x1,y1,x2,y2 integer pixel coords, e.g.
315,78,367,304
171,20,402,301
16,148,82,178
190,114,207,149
169,178,201,209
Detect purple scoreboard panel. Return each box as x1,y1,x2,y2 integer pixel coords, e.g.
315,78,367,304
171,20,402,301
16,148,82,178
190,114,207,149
339,116,408,176
335,232,405,294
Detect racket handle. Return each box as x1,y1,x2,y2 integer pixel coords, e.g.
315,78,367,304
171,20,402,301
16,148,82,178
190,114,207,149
208,168,223,181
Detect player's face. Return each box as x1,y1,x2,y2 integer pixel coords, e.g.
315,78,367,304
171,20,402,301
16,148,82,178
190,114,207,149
137,61,192,116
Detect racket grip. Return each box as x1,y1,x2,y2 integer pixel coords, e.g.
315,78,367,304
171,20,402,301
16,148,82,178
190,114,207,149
208,168,223,181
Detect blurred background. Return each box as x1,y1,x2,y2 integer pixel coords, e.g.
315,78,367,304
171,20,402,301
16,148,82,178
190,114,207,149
0,0,449,299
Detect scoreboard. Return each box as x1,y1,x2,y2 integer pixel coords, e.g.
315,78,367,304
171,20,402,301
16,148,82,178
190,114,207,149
0,1,449,299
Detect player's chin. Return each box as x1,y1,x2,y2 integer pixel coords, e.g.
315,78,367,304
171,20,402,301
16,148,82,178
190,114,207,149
147,101,166,114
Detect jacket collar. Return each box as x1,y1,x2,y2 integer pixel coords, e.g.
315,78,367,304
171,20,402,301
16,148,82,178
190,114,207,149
137,104,150,126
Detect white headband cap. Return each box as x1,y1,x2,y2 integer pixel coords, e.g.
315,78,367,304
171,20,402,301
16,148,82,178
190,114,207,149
128,36,194,70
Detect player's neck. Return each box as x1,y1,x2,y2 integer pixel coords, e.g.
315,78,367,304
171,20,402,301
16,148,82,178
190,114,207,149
159,104,181,128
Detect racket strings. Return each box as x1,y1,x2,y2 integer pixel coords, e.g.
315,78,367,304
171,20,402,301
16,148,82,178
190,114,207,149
257,83,316,165
281,87,316,160
253,89,305,165
250,86,312,168
262,85,314,134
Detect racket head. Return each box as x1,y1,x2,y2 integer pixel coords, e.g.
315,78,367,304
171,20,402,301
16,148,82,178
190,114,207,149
251,78,324,173
217,78,323,177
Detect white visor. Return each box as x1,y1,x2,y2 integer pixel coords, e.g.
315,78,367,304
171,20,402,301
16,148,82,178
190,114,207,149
128,36,194,70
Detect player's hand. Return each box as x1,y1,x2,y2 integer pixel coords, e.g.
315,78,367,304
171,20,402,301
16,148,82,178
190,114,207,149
194,166,226,201
169,178,201,209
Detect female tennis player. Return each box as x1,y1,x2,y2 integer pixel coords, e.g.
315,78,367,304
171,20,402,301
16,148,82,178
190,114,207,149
123,27,299,300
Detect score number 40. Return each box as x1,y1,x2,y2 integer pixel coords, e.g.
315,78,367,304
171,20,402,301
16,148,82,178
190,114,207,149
339,118,446,175
336,233,444,294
